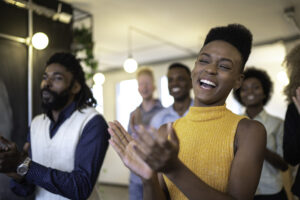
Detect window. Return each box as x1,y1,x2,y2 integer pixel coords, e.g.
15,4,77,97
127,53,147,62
160,76,174,107
116,79,142,128
92,84,104,114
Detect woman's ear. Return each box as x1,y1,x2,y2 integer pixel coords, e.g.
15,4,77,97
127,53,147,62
71,81,81,94
234,73,244,90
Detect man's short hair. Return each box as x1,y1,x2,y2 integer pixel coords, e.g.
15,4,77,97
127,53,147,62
168,63,191,77
46,52,85,85
203,24,253,70
136,67,154,81
233,67,273,106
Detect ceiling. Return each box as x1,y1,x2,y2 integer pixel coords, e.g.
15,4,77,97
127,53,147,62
62,0,300,72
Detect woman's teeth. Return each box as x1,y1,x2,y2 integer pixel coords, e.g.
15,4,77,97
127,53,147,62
172,87,180,92
247,95,255,100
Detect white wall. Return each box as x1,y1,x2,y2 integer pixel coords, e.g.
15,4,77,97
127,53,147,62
99,42,289,185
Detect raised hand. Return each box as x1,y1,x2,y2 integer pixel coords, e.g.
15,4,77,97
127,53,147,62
0,136,10,152
133,123,180,173
108,121,153,180
292,86,300,114
0,136,25,173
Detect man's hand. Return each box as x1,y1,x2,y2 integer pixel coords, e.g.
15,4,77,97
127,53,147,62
0,136,10,152
133,123,180,174
108,121,154,180
0,136,26,173
292,86,300,114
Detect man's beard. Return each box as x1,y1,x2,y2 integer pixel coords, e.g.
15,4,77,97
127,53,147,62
40,87,72,112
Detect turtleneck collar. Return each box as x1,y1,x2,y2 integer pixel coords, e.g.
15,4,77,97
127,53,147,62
186,104,227,122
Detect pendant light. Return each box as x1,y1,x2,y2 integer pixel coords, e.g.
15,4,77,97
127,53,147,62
123,27,138,73
31,32,49,50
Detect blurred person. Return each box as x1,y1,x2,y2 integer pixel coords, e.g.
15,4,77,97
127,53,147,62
233,67,288,200
0,79,25,200
283,43,300,199
128,67,163,200
0,79,12,140
150,63,193,129
0,52,109,200
108,24,266,200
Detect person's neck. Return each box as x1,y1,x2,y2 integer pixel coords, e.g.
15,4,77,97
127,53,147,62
142,98,156,112
51,99,74,122
173,97,191,116
245,104,263,119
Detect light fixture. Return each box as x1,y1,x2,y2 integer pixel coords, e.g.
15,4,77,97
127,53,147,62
32,32,49,50
93,72,106,85
123,27,138,73
52,3,72,24
123,57,138,73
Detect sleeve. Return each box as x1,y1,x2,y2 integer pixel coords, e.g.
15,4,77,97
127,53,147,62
17,115,109,200
128,107,141,136
128,111,133,134
283,103,300,165
149,110,163,130
275,118,284,157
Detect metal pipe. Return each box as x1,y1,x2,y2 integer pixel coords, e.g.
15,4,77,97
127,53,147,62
28,0,33,125
130,26,198,56
0,33,27,44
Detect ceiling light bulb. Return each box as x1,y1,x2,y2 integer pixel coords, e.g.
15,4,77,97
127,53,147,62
32,32,49,50
93,73,105,85
123,58,138,73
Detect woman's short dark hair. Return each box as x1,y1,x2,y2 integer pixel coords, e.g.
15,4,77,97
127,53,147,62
203,24,252,71
233,67,273,106
46,52,97,110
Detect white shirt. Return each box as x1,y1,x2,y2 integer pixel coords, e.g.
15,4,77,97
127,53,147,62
248,110,284,195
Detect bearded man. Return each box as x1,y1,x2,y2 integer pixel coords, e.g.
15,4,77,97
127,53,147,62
0,52,109,200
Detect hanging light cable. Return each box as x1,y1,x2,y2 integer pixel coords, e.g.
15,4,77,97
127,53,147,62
123,26,138,73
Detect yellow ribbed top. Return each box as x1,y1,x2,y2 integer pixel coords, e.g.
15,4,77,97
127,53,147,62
164,105,245,200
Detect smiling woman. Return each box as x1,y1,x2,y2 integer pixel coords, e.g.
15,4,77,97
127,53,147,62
233,67,288,200
192,40,244,107
108,24,266,200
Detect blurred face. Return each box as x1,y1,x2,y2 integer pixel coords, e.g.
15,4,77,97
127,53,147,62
240,77,265,107
167,67,192,101
192,40,244,107
40,63,77,111
138,74,155,101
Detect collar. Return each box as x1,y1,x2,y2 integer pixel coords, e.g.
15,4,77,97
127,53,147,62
138,99,162,112
46,102,76,123
250,109,268,122
186,104,227,122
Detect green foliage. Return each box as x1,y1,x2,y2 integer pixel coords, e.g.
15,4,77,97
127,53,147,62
72,26,98,80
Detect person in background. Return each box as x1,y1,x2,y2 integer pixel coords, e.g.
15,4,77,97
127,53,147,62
0,52,109,200
108,24,266,200
0,80,12,140
0,80,27,200
150,63,193,129
282,43,300,200
233,67,288,200
128,67,163,200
